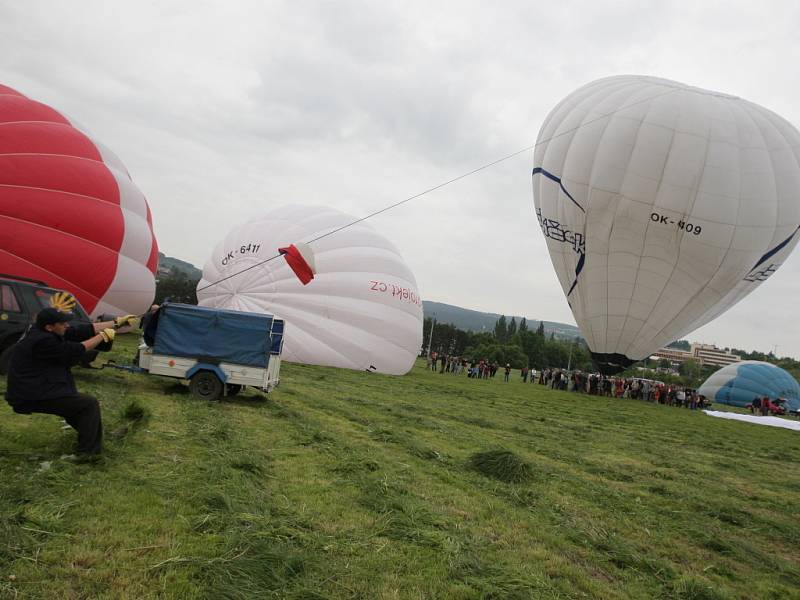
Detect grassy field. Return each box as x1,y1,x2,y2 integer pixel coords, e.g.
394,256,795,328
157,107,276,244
1,335,799,599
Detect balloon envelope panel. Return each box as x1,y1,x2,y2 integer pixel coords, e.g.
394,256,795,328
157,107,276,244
0,84,158,316
197,205,423,375
533,76,800,374
698,361,800,411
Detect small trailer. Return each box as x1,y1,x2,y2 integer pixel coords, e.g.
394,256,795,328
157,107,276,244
136,302,284,401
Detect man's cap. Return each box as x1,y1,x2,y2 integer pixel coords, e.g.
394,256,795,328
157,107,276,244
36,307,74,328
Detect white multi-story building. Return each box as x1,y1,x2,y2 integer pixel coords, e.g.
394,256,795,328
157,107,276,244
651,343,741,368
689,343,741,367
651,347,693,364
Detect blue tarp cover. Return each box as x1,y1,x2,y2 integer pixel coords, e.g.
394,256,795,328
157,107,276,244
153,303,279,368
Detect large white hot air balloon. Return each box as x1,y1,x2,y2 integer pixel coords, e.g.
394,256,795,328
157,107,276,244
533,75,800,374
197,205,423,375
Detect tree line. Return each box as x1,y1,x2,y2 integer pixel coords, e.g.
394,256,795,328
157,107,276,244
424,314,800,388
154,270,199,305
423,315,593,372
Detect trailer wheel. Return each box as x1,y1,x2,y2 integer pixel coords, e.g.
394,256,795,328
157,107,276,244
189,371,223,401
226,384,242,397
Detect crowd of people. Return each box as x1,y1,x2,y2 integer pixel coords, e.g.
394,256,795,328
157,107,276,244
426,352,513,380
425,352,710,410
537,368,709,409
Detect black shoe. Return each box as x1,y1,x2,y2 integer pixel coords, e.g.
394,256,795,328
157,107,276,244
73,453,104,465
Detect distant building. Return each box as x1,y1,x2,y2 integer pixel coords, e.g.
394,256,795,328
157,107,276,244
689,343,741,367
651,347,693,364
651,343,741,368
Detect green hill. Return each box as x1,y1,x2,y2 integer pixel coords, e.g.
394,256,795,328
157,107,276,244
157,252,202,280
423,300,582,340
2,335,799,599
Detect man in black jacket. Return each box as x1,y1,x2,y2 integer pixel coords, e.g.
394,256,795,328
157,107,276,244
5,308,125,456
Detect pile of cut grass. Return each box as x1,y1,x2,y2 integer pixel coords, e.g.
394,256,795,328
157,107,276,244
467,448,533,483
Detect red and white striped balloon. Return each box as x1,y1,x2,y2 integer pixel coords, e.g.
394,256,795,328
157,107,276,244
0,84,158,316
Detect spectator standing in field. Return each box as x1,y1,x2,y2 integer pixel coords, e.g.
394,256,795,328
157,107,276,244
503,364,511,382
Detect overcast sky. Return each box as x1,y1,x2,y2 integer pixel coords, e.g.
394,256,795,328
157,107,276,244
2,1,799,357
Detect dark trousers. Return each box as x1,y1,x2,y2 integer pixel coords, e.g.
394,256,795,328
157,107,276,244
26,394,103,454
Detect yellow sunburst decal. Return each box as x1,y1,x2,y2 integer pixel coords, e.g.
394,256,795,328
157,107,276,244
49,291,77,312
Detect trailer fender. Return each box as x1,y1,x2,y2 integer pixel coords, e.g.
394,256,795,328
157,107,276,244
186,363,228,384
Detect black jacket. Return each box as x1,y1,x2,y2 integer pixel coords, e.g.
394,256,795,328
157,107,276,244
5,323,94,412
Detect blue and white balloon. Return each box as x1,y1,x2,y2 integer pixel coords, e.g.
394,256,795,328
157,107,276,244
698,361,800,411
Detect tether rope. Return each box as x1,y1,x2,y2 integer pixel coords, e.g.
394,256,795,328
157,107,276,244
197,85,680,292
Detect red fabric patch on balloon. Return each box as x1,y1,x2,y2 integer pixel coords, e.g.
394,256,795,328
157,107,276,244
0,122,103,160
278,244,315,285
0,95,70,125
0,155,120,206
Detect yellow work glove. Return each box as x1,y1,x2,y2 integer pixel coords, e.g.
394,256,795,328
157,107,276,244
99,328,116,343
114,314,139,328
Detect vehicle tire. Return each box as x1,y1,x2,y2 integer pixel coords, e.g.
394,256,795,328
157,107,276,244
189,371,223,401
0,344,14,376
226,384,242,397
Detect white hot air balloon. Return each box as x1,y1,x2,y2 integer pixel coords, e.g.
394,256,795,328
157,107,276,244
197,205,423,375
533,75,800,374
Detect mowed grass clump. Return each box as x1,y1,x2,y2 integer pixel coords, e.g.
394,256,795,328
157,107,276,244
467,448,534,483
1,333,800,599
120,398,149,423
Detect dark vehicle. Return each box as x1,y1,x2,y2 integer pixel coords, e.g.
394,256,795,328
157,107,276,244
0,274,101,374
